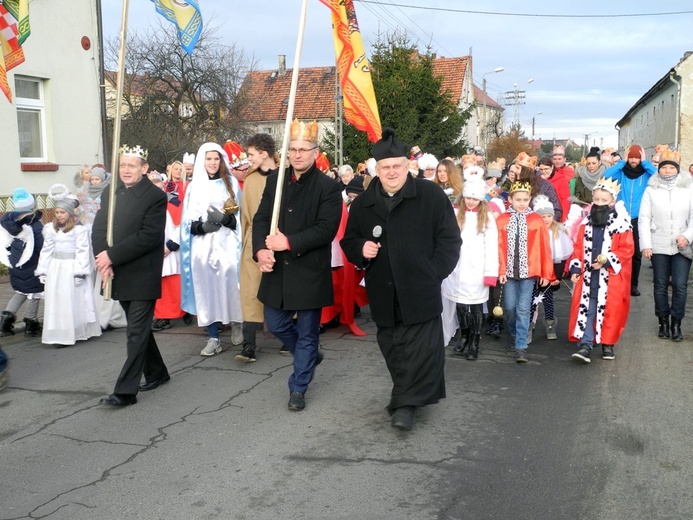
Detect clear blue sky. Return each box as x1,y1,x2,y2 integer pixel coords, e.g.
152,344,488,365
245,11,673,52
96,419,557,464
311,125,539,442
102,0,693,150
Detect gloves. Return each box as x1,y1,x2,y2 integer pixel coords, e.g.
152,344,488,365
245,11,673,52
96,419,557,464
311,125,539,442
207,207,231,225
38,275,46,285
74,276,85,287
201,220,222,234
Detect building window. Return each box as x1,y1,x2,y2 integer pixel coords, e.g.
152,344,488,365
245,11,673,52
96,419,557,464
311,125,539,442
15,76,47,161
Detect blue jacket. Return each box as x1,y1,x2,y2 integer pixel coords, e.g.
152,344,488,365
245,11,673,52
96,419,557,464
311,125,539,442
0,211,44,294
603,160,656,219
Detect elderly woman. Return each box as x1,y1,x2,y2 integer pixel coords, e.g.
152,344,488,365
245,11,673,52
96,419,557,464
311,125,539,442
639,149,693,341
574,147,607,204
181,143,243,355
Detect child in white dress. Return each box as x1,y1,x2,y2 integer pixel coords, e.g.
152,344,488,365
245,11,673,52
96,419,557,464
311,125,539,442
35,185,101,347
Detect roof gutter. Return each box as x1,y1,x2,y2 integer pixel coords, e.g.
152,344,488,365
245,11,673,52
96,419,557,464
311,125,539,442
668,68,682,149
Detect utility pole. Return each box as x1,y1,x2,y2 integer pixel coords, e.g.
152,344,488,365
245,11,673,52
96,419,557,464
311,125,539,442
502,79,533,129
334,66,343,166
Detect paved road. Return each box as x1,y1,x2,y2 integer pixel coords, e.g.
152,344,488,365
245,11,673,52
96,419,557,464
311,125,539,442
1,264,691,520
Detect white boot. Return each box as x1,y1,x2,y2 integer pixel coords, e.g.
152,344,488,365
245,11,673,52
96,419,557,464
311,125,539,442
545,318,557,340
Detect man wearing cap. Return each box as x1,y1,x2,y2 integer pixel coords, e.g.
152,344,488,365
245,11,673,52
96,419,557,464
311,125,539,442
92,145,169,407
604,144,656,296
253,121,342,412
341,129,461,431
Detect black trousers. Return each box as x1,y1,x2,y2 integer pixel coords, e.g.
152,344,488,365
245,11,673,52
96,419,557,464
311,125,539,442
114,300,168,395
631,218,642,290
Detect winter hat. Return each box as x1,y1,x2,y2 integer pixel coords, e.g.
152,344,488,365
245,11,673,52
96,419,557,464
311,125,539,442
462,177,486,201
658,148,681,173
372,128,408,161
48,184,80,217
417,153,439,171
12,188,35,211
345,177,364,196
90,166,107,182
627,144,644,160
462,165,484,181
533,194,554,215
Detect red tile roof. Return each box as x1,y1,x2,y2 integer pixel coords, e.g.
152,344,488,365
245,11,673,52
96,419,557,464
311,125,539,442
473,84,503,110
238,67,337,122
431,56,469,102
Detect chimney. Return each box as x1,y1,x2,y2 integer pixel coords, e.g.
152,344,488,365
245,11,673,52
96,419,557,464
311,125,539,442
278,55,286,76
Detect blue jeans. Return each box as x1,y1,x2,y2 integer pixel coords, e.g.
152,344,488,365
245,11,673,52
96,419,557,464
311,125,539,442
503,278,535,349
0,345,7,372
580,296,598,349
651,253,692,320
264,306,321,393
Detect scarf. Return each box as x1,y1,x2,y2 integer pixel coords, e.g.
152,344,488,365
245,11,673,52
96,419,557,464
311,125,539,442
657,173,679,190
622,162,645,180
505,206,531,278
88,180,108,199
576,163,606,191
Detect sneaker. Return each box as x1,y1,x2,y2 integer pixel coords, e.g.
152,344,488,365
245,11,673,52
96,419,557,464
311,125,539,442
601,345,615,360
515,349,528,363
279,345,292,356
151,319,171,332
572,346,591,363
235,344,256,363
231,323,243,346
200,337,222,357
288,391,305,411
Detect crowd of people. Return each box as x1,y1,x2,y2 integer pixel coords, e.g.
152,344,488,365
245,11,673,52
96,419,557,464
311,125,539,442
1,125,692,431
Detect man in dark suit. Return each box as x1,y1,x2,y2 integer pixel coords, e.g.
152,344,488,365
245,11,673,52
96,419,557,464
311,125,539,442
253,120,342,412
92,145,169,407
340,129,461,431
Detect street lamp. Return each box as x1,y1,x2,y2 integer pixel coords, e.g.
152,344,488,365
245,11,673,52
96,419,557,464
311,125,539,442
482,67,504,152
531,112,542,141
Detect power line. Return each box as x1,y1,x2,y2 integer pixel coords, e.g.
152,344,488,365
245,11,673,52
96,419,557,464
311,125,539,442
355,1,693,18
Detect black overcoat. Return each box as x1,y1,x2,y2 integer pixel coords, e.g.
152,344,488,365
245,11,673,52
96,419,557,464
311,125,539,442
92,177,167,301
252,164,342,310
341,175,461,327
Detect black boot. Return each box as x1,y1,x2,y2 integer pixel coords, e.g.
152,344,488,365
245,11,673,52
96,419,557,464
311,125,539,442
453,329,470,355
23,317,42,337
465,334,480,360
658,316,670,339
0,311,16,337
671,317,683,342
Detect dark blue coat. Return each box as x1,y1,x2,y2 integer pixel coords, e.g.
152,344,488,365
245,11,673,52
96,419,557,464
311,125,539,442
0,211,44,294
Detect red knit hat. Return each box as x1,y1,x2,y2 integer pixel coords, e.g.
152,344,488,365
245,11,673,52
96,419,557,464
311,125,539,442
627,144,644,159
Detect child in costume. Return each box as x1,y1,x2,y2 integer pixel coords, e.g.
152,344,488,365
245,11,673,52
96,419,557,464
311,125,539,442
496,181,555,363
441,178,498,360
0,188,44,337
528,195,573,341
569,178,634,363
35,185,101,347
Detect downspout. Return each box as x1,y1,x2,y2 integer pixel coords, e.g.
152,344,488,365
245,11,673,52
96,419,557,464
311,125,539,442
668,69,682,149
95,0,110,166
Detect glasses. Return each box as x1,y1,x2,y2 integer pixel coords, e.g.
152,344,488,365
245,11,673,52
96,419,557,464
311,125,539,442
288,147,317,155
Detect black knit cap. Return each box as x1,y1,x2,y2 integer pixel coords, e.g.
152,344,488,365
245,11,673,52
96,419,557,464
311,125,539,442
658,160,680,173
372,128,409,161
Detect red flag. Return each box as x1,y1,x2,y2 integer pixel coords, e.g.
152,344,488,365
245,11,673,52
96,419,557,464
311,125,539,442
319,0,382,142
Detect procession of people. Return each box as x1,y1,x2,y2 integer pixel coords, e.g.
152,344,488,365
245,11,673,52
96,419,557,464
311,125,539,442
1,124,691,432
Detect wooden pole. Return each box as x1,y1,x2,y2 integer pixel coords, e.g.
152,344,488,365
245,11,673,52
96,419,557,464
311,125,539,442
269,0,309,235
103,0,130,300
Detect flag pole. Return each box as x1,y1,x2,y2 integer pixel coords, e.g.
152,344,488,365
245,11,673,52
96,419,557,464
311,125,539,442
103,0,130,300
270,0,309,235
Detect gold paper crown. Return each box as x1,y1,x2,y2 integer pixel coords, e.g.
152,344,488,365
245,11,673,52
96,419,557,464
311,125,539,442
509,181,532,194
289,119,319,144
659,147,680,164
488,158,506,170
593,177,621,197
461,154,476,167
119,144,148,160
514,152,537,169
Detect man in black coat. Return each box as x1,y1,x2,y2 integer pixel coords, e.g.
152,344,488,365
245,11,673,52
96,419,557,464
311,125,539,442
92,145,169,407
253,120,342,412
340,129,461,431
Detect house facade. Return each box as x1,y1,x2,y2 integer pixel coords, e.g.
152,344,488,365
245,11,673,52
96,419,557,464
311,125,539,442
616,52,692,167
0,0,104,204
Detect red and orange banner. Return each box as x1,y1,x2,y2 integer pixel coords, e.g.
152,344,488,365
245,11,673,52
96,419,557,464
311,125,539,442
319,0,381,142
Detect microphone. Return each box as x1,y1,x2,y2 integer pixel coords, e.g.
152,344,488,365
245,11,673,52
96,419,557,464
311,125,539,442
372,225,382,243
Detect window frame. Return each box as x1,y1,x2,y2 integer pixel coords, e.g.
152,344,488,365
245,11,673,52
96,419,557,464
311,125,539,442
15,76,48,163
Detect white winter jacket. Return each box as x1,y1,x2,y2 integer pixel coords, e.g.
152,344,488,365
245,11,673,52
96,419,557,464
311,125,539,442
638,173,693,255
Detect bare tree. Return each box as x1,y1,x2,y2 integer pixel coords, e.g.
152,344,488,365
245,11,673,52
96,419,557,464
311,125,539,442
105,21,256,169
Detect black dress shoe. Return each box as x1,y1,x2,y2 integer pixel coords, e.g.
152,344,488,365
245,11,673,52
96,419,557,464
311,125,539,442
631,288,641,296
139,374,171,392
391,406,415,431
288,391,305,411
100,393,137,406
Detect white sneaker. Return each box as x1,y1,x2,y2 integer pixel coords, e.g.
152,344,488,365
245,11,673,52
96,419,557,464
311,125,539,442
200,337,222,357
231,322,243,346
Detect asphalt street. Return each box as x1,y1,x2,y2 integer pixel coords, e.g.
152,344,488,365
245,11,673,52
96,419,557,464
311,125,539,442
1,262,691,520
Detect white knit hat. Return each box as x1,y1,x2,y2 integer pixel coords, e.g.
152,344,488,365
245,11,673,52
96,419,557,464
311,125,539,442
463,165,485,181
532,194,554,215
417,153,439,171
462,178,486,201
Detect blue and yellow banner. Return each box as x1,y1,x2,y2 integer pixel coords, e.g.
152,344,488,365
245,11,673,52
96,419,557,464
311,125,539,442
151,0,203,55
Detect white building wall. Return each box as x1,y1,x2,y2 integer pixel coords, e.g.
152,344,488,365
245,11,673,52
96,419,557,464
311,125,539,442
0,0,103,199
677,54,693,169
